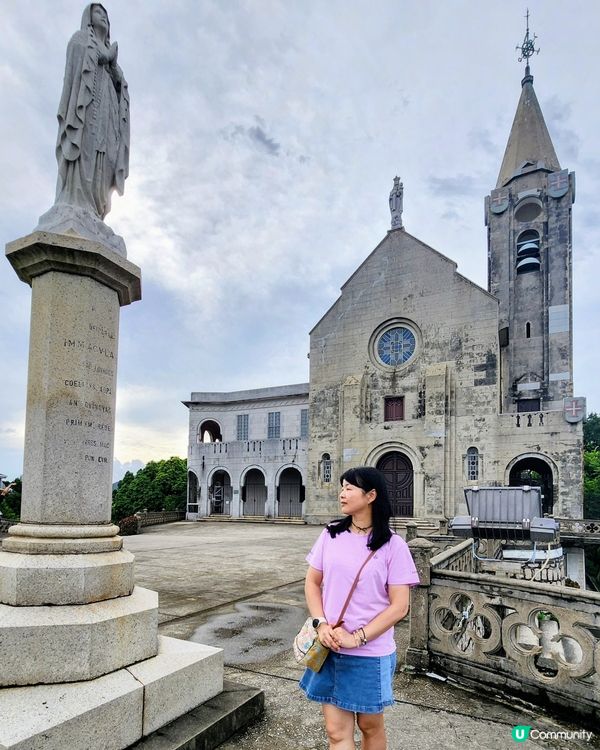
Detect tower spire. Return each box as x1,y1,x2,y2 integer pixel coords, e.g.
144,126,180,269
496,11,558,187
516,8,539,84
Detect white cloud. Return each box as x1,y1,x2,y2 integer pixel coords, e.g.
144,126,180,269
1,0,599,482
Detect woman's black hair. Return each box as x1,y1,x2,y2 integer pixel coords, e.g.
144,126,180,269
326,466,393,551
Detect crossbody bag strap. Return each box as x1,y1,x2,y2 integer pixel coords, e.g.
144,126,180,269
332,549,376,628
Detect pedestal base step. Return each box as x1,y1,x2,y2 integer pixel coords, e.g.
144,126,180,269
0,636,224,750
129,680,265,750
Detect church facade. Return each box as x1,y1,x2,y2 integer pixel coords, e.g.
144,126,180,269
185,65,585,547
306,67,584,527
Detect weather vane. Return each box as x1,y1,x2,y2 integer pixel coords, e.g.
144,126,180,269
516,8,539,73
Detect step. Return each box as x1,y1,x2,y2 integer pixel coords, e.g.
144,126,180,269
196,516,305,525
129,679,264,750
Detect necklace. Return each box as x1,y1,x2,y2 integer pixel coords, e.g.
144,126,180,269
351,521,372,534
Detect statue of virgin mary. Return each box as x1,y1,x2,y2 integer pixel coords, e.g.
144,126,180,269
38,4,130,254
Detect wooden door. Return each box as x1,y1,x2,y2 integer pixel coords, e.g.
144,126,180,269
377,452,414,516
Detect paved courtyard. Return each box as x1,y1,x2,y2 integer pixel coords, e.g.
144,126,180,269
123,521,597,750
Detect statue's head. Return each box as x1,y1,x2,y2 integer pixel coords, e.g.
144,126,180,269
81,4,110,42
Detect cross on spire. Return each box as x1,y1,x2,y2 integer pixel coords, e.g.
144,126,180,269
516,8,539,77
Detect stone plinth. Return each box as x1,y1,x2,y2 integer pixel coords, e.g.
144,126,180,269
5,232,140,528
0,637,223,750
0,586,158,685
0,549,134,606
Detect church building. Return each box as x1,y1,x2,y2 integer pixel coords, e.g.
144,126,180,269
185,49,586,569
306,60,584,527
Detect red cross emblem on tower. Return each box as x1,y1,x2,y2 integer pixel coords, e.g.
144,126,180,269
563,397,586,423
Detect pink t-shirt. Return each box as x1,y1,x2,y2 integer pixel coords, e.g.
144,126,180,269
306,528,419,657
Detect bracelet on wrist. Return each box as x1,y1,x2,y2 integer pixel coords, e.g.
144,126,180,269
352,629,367,647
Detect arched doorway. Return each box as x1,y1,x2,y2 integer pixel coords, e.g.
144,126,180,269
187,471,199,514
209,470,231,514
242,469,266,516
376,452,414,517
277,467,304,517
509,457,554,515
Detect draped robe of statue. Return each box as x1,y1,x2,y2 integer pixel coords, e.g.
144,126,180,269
54,4,130,220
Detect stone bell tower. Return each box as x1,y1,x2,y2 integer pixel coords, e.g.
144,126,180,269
485,16,575,414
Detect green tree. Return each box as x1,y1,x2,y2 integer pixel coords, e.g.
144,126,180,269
583,445,600,590
582,413,600,588
583,413,600,451
111,458,187,522
583,450,600,520
0,477,22,520
111,470,136,521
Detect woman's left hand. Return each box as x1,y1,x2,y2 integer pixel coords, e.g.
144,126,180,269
331,626,358,649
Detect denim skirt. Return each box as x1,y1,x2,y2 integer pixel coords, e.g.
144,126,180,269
299,650,396,714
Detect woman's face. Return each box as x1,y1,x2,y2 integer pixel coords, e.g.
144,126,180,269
339,480,375,516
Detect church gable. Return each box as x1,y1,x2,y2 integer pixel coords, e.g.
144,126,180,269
311,228,498,354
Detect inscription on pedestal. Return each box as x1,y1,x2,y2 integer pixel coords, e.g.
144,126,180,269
60,324,117,470
20,273,121,524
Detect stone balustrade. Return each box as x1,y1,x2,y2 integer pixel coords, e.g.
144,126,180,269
497,409,564,432
406,537,600,722
558,517,600,538
430,539,477,572
135,510,186,528
189,437,307,461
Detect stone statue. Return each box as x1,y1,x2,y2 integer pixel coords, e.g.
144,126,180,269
389,176,404,230
37,4,130,255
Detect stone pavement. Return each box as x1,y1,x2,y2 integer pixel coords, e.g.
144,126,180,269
122,521,597,750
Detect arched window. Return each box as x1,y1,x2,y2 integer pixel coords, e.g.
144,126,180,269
197,420,222,443
516,230,541,274
320,453,332,483
466,447,479,481
514,197,542,223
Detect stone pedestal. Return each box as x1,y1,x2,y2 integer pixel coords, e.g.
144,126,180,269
6,231,140,535
0,636,223,750
2,232,225,749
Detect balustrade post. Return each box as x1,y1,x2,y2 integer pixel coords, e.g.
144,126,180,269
404,537,435,671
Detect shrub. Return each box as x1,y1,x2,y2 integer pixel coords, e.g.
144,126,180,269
118,515,140,536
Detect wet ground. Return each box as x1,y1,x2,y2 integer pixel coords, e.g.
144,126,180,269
119,521,599,749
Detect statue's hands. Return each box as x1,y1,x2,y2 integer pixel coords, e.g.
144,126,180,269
108,42,118,65
98,43,118,67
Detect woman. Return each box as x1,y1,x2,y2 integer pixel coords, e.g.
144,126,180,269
299,466,419,750
54,4,129,220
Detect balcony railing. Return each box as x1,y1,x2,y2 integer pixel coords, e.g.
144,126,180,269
190,437,307,461
405,537,600,723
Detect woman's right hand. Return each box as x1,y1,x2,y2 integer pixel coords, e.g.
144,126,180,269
317,623,340,651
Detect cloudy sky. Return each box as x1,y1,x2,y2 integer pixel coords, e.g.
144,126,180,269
1,0,598,482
